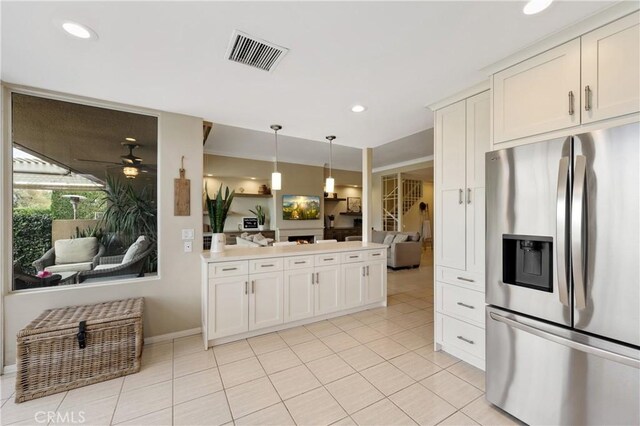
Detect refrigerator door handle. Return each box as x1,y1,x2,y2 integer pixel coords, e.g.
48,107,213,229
556,156,571,307
572,155,588,310
489,312,640,369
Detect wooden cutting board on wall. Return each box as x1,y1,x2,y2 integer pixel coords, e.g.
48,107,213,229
174,157,190,216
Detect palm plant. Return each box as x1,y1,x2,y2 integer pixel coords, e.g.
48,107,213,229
205,184,235,233
249,205,266,225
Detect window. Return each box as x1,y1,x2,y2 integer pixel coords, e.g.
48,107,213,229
11,93,158,290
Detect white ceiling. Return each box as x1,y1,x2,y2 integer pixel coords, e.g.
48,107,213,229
2,1,615,149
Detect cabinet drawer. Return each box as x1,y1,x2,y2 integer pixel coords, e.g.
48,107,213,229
437,266,484,291
438,282,484,325
285,256,314,270
250,258,283,273
341,251,364,263
315,253,339,266
366,249,386,260
208,261,249,278
441,314,485,360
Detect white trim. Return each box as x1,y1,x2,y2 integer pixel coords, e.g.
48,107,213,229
372,156,434,174
3,364,16,375
481,3,640,76
203,149,362,172
427,81,490,111
144,327,202,345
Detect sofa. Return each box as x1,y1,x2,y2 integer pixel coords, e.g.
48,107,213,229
33,237,104,273
371,230,422,269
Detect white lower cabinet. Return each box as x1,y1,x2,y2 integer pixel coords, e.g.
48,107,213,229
284,268,315,322
204,246,387,345
314,265,341,315
208,276,249,338
249,272,284,331
342,262,365,309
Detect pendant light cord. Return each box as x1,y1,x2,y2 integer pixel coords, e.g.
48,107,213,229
275,129,278,172
329,138,332,177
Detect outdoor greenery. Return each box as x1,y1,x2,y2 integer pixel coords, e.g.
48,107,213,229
99,176,157,271
206,184,235,233
50,190,105,220
13,208,52,272
13,189,52,210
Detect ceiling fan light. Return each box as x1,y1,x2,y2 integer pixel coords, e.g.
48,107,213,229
123,166,139,179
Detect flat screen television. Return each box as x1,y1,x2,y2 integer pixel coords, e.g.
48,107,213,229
282,195,321,220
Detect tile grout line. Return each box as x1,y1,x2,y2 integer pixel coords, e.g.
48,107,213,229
109,366,127,425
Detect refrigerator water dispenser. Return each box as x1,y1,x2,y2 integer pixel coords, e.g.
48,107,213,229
502,235,553,292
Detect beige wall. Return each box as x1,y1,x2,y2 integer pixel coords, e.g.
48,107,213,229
402,181,434,235
203,154,362,233
2,89,204,366
51,219,100,243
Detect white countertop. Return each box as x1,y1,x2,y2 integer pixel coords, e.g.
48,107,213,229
201,241,387,262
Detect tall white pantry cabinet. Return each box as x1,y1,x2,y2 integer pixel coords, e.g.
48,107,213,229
433,90,490,370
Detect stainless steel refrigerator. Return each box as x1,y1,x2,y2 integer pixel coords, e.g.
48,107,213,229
485,122,640,425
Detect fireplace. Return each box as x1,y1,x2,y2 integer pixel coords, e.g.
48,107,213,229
288,235,315,244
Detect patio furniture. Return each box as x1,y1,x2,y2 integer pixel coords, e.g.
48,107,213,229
32,237,104,274
13,262,61,290
57,271,80,285
78,240,156,283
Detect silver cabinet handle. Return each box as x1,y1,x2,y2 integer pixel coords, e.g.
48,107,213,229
261,264,274,268
323,258,334,261
251,280,255,294
456,276,475,283
294,261,306,264
349,255,359,259
572,154,588,310
362,267,366,277
366,265,370,276
457,336,474,345
568,91,575,115
489,312,640,369
371,253,380,257
584,85,591,111
467,188,471,204
456,302,475,309
222,267,237,271
311,273,315,285
244,281,248,295
556,155,571,307
458,189,463,204
316,272,319,284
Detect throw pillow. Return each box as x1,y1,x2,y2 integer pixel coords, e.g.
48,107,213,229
393,234,409,243
122,236,149,264
382,234,395,246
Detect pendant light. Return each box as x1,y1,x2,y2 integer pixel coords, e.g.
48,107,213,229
271,124,282,191
325,135,336,193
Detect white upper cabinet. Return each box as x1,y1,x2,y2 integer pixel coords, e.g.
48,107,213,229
437,101,467,191
493,38,581,143
581,11,640,124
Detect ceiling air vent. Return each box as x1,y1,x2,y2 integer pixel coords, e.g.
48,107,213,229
226,30,289,72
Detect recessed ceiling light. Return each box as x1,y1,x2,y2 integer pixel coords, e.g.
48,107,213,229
351,105,367,113
206,174,213,177
61,21,96,39
523,0,553,15
125,137,136,142
250,177,256,180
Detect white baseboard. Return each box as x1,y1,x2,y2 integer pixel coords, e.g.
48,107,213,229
144,327,201,345
3,364,16,375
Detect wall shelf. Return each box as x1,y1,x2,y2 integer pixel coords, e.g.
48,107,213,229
234,193,273,198
324,197,346,201
340,212,362,216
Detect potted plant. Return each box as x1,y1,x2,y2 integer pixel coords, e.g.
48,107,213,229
205,184,235,252
249,205,267,231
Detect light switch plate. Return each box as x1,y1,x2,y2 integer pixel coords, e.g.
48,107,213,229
181,228,194,240
184,241,193,253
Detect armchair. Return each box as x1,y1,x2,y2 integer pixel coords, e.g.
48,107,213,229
32,237,104,273
78,242,156,283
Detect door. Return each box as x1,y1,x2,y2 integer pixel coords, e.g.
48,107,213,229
435,100,467,270
493,38,581,143
284,268,314,322
364,260,386,304
209,277,249,338
485,137,572,326
314,265,341,315
465,91,490,276
249,272,284,331
573,123,640,346
342,262,364,309
581,11,640,124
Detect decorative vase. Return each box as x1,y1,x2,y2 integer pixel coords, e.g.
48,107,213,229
210,233,226,253
258,225,265,231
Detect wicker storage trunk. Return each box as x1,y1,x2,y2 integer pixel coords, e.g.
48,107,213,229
15,298,144,403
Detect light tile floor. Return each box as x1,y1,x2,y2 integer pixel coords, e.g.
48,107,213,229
0,250,521,425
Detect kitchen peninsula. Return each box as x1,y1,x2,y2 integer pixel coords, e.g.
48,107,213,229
201,241,387,348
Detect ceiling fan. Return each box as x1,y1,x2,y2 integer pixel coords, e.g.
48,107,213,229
75,142,155,179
